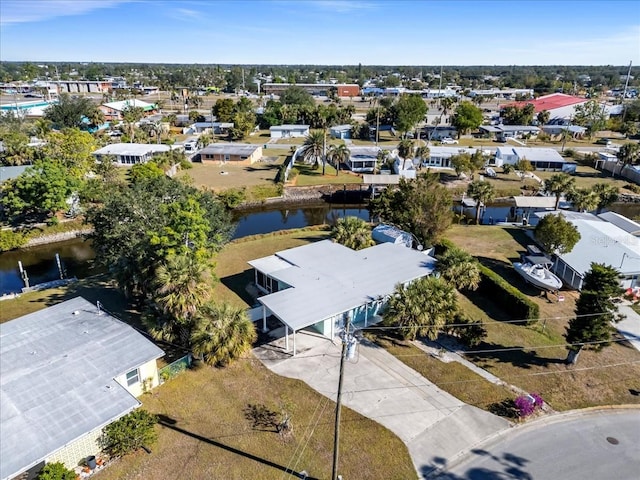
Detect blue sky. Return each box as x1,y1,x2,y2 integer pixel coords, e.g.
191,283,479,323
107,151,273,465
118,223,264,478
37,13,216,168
1,0,638,65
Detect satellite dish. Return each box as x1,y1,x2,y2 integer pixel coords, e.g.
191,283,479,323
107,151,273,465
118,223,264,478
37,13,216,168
417,244,424,251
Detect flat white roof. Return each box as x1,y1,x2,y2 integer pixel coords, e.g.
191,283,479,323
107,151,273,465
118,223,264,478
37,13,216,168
0,297,164,480
200,143,261,156
102,99,154,111
512,147,565,163
92,143,172,156
250,240,435,331
512,196,559,209
535,211,640,276
362,174,401,185
270,124,310,131
598,211,640,235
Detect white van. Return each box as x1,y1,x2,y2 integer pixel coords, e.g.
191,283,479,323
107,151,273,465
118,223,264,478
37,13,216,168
184,141,198,153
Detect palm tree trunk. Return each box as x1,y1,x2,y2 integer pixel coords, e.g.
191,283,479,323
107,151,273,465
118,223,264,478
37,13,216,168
475,204,481,224
322,128,327,176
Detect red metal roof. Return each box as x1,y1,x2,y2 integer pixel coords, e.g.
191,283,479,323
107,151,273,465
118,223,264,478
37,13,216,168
505,93,587,113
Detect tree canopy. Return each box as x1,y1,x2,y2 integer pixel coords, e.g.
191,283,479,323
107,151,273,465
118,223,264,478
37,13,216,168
544,173,576,210
331,216,374,250
534,213,580,255
392,94,427,136
370,173,453,246
44,94,97,129
565,263,623,364
452,101,483,134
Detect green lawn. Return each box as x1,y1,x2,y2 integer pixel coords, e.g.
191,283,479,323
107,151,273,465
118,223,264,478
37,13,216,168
291,163,363,186
95,358,417,480
443,225,640,411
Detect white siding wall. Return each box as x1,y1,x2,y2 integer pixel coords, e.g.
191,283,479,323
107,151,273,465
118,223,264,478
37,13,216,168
114,359,159,397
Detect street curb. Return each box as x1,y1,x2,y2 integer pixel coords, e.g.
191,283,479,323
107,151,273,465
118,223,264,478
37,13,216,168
424,405,640,478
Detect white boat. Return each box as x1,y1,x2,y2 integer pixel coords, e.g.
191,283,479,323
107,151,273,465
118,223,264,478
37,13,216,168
513,261,562,291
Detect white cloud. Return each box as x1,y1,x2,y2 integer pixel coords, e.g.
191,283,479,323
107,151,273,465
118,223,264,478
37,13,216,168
174,8,201,20
309,0,378,13
1,0,133,26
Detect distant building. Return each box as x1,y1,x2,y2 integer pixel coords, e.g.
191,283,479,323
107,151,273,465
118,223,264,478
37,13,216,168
329,124,352,140
263,83,360,97
494,146,574,172
99,99,156,121
503,93,589,122
199,143,263,164
269,124,310,139
479,125,540,142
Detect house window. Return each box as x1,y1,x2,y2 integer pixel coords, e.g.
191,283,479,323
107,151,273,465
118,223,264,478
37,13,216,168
224,154,230,161
126,368,140,387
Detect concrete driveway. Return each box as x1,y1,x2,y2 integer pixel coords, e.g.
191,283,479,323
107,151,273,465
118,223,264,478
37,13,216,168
617,300,640,351
254,329,510,478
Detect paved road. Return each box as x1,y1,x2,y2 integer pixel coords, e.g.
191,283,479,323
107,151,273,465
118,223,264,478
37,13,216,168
432,410,640,480
253,329,509,478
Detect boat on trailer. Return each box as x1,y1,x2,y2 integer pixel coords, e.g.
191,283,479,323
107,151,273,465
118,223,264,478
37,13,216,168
513,257,562,291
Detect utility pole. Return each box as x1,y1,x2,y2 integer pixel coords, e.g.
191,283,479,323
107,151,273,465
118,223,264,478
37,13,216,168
332,318,349,480
621,61,633,122
332,316,354,480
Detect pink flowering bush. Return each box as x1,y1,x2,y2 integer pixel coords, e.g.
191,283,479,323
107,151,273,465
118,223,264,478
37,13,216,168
514,393,544,418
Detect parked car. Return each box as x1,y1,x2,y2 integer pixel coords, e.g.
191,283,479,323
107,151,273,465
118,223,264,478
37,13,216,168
440,137,459,144
595,138,612,146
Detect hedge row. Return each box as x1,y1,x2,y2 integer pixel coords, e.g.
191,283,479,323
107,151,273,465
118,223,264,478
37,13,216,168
436,238,539,324
477,264,539,324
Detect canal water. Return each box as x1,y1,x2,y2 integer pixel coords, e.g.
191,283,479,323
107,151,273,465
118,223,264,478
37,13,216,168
1,201,638,296
0,203,371,296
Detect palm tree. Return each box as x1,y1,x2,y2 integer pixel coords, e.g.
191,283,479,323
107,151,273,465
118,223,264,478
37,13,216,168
327,143,350,175
397,138,414,171
148,253,212,345
87,108,105,130
437,246,481,291
592,183,619,214
298,130,324,170
543,173,576,209
567,188,599,212
122,106,145,142
191,302,257,367
331,216,374,250
467,180,496,224
415,145,430,169
616,143,640,177
383,276,458,341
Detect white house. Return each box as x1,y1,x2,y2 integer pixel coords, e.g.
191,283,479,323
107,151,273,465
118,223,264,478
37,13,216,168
269,124,310,139
329,124,352,139
420,146,484,169
346,146,380,173
494,146,573,172
478,125,540,141
248,240,436,354
184,122,234,135
535,211,640,290
0,297,164,480
92,143,181,165
99,99,156,121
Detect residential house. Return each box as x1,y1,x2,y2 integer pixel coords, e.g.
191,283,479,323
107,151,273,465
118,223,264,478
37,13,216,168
534,211,640,290
184,122,234,135
329,124,352,140
99,99,156,122
269,125,310,139
199,143,263,164
478,125,540,142
92,143,180,165
262,83,360,97
597,212,640,236
248,240,436,354
0,297,164,480
346,146,380,173
420,125,458,141
494,146,574,172
419,146,484,169
541,124,587,138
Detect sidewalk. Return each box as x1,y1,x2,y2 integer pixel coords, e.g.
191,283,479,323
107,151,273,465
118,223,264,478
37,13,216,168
617,300,640,351
253,329,509,477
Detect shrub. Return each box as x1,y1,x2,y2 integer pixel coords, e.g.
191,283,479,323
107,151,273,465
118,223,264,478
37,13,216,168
477,265,539,324
514,393,544,418
562,148,577,158
625,183,640,194
37,462,76,480
100,409,158,457
217,187,247,209
46,216,59,226
0,229,27,252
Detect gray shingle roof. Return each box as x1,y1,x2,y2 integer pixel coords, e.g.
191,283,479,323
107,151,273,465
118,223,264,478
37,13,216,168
0,297,164,480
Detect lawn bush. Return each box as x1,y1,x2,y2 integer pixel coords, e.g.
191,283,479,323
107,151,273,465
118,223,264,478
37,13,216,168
478,265,539,324
436,238,539,324
0,229,27,252
514,393,544,418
